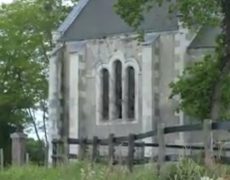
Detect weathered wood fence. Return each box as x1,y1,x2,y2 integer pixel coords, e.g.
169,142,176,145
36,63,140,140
0,148,3,171
52,120,230,171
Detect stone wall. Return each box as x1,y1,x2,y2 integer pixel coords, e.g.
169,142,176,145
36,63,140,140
82,35,143,139
52,28,218,158
64,32,186,145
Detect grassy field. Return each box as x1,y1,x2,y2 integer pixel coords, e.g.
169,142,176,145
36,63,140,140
0,162,156,180
0,159,230,180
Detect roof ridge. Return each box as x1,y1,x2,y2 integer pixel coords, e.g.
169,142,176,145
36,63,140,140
57,0,91,35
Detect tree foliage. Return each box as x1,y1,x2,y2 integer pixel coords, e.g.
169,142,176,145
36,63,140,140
169,55,219,120
0,0,74,163
170,34,230,120
26,138,45,165
115,0,230,121
115,0,220,29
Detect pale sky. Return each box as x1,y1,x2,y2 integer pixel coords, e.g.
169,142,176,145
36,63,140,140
0,0,13,3
0,0,73,6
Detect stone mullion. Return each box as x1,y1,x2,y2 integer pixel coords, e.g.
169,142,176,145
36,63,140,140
109,66,116,121
122,65,128,121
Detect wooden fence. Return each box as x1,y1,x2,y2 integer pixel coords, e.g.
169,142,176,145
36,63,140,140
0,148,3,171
52,120,230,171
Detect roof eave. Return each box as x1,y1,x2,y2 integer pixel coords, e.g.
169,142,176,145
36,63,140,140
57,0,91,39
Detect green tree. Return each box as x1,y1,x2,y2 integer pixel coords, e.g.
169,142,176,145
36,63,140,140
26,138,45,165
115,0,230,121
0,0,75,164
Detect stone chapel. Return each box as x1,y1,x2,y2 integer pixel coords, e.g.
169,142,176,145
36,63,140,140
48,0,219,160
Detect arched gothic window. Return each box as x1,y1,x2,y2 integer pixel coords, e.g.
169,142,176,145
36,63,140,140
101,68,109,120
96,56,138,124
126,66,135,119
113,60,122,119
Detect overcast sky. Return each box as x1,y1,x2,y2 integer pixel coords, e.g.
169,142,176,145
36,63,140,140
1,0,73,6
0,0,12,3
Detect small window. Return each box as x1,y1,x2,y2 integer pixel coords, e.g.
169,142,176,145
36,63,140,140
113,60,122,119
126,66,135,119
101,68,109,120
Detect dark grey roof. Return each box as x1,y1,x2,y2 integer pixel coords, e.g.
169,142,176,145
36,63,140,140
58,0,90,33
188,27,221,49
59,0,178,41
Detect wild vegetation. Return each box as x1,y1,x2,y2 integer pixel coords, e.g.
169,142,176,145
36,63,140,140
0,159,230,180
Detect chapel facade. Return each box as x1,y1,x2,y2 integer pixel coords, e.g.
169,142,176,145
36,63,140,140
48,0,219,160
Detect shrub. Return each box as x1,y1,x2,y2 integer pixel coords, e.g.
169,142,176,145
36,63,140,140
161,159,206,180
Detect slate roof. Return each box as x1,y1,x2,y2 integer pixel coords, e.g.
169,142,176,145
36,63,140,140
188,27,221,49
58,0,178,41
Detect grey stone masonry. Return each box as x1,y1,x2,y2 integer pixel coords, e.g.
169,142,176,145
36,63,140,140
10,132,27,166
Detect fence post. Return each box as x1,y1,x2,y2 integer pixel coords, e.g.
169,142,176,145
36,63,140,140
79,138,87,160
108,133,115,165
10,132,27,166
157,123,165,175
139,141,145,163
63,137,69,164
54,140,62,166
91,136,98,163
0,148,3,171
203,119,214,167
52,140,57,167
26,153,29,165
127,134,135,172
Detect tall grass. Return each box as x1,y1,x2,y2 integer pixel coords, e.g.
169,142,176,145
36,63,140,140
0,162,156,180
0,159,230,180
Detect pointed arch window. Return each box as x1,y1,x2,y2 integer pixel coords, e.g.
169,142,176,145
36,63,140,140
113,60,122,119
101,68,109,120
126,66,135,119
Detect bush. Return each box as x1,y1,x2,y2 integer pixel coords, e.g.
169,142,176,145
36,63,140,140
161,159,206,180
26,138,45,165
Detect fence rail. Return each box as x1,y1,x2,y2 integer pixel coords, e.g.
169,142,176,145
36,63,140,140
52,120,230,171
